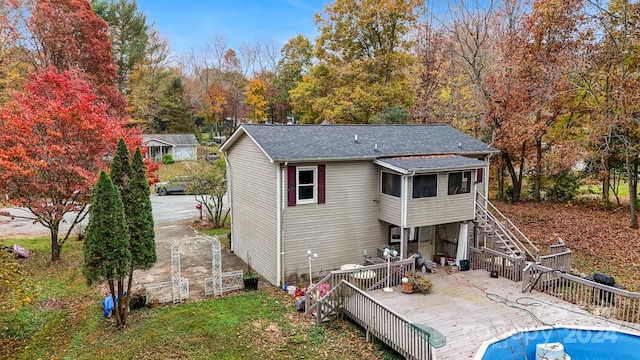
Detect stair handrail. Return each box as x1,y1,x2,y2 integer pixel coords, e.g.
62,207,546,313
475,199,534,261
473,206,522,258
304,272,336,315
476,191,540,261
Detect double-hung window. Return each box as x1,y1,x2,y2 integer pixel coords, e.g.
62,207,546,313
448,171,471,195
413,174,437,198
297,166,317,204
287,164,325,206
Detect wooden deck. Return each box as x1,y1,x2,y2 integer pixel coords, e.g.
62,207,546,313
369,268,640,360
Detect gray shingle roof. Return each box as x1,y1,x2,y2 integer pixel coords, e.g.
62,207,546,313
142,134,198,146
234,124,497,162
376,155,486,174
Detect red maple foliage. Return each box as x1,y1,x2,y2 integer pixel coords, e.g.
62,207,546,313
0,66,140,261
28,0,126,116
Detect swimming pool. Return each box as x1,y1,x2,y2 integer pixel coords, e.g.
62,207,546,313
475,326,640,359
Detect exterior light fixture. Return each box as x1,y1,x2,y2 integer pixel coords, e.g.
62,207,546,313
383,248,398,292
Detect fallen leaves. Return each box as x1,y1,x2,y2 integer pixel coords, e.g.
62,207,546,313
495,200,640,290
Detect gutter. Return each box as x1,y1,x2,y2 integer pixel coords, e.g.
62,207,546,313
224,154,234,253
276,162,285,286
400,173,411,259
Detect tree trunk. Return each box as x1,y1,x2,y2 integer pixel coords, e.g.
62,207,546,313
533,138,542,201
502,144,525,202
516,142,527,201
117,278,126,327
109,280,122,327
50,224,61,262
627,153,638,229
602,170,610,205
124,269,134,326
498,162,505,199
601,156,611,205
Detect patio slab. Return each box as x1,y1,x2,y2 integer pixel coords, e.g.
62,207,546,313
369,268,640,360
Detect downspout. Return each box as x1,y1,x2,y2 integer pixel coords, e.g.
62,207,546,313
277,162,288,287
400,173,411,259
224,155,234,253
485,155,492,208
276,163,282,286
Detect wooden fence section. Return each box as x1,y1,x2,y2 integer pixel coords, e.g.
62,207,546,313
305,257,415,316
469,246,525,282
522,263,640,324
318,280,435,360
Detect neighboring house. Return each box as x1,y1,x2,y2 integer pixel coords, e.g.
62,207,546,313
220,124,499,286
142,134,198,162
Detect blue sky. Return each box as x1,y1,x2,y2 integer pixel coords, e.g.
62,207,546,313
136,0,328,55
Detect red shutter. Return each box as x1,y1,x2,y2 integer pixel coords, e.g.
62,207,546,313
477,168,484,183
318,164,325,204
287,166,296,206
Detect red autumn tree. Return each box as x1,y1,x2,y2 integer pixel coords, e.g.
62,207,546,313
28,0,126,116
0,66,140,261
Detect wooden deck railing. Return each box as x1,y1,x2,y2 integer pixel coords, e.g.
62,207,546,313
305,257,416,316
539,251,571,272
469,246,525,282
549,238,569,254
522,263,640,324
318,280,436,360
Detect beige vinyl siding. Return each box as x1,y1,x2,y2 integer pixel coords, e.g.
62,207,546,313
227,135,278,284
406,172,475,227
378,192,401,225
283,161,387,283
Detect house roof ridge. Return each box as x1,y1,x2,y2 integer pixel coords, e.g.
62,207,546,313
231,123,497,161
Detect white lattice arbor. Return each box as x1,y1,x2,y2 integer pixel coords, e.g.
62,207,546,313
170,234,243,304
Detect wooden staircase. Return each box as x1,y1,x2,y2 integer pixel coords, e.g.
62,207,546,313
474,192,539,262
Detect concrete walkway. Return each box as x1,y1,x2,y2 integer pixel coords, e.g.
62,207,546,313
370,268,640,360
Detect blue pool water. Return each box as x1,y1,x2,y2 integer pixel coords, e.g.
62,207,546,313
479,327,640,359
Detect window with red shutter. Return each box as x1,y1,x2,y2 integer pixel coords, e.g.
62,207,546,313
288,164,325,205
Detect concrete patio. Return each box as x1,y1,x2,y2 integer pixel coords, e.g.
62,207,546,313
369,268,640,360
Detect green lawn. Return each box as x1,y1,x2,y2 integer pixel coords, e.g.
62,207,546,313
155,161,193,181
0,237,399,360
578,181,630,198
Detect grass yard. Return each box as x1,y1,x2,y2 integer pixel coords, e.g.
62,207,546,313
155,161,194,181
0,236,400,360
579,183,630,199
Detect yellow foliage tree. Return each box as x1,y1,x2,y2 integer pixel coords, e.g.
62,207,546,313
245,78,268,122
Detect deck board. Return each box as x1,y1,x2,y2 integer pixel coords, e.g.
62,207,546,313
369,269,640,360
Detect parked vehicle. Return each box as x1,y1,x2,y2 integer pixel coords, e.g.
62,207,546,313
205,153,220,162
155,176,189,196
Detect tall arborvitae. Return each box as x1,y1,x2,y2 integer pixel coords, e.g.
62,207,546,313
83,171,131,327
110,138,132,207
124,148,157,323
